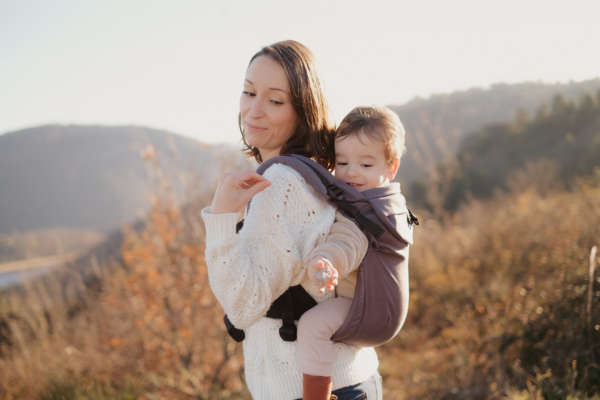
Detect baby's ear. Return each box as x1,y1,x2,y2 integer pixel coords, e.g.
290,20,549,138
387,158,400,180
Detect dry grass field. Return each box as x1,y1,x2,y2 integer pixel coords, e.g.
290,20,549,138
1,170,599,399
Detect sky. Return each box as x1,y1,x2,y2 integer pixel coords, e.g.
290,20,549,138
1,0,599,146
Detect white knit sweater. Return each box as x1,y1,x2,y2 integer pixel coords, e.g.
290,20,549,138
201,163,379,400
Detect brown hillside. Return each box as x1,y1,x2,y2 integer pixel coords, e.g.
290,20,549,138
0,124,249,235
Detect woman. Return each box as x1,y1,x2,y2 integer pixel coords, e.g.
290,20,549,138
202,40,382,400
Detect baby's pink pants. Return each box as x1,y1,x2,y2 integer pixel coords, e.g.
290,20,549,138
296,296,352,377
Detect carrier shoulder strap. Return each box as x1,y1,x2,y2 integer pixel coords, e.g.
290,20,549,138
257,155,385,237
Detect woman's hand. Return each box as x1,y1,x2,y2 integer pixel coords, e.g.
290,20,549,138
209,171,271,214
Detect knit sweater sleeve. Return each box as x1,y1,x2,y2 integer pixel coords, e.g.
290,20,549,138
305,210,368,278
201,164,334,329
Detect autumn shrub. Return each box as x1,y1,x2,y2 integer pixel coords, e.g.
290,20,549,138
381,179,600,399
0,147,254,400
0,193,250,399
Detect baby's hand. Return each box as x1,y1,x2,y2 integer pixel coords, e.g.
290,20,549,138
309,258,339,293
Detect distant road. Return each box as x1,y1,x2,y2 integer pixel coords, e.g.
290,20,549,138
0,253,78,289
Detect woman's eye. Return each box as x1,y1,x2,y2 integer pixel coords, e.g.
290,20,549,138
336,162,348,166
270,99,284,105
362,164,373,168
242,90,255,97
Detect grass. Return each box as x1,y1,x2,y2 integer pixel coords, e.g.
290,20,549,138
1,176,599,399
37,380,139,400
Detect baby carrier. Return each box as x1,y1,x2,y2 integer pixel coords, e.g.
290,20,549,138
224,154,418,347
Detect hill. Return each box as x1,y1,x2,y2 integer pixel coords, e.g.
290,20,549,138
3,79,599,236
0,125,251,236
392,78,600,186
422,91,600,211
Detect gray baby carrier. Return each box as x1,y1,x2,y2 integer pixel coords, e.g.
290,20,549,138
224,154,418,347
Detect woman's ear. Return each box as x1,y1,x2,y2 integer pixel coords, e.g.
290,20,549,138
387,158,400,181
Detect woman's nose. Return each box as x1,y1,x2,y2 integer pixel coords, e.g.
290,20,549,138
248,98,264,118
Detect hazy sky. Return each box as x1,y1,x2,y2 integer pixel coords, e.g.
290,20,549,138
2,0,599,145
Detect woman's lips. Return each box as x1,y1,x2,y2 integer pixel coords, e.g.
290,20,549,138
245,122,266,133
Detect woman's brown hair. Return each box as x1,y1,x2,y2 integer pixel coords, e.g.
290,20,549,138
240,40,335,169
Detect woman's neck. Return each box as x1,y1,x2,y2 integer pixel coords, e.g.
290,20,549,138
259,148,281,162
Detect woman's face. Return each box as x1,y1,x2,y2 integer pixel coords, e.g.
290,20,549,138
240,55,298,161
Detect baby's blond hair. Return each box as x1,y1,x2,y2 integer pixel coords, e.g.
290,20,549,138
336,105,406,165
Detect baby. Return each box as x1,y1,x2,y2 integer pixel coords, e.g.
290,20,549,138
297,105,406,400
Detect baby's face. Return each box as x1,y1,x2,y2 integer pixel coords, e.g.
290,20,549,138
334,133,394,191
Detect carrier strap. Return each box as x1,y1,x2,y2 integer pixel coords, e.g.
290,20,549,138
326,183,385,237
224,285,317,342
226,207,317,342
276,289,296,341
223,315,245,342
407,208,420,226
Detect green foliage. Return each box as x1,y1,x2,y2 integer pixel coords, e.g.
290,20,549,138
420,91,600,212
394,79,600,186
38,380,139,400
38,381,77,400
